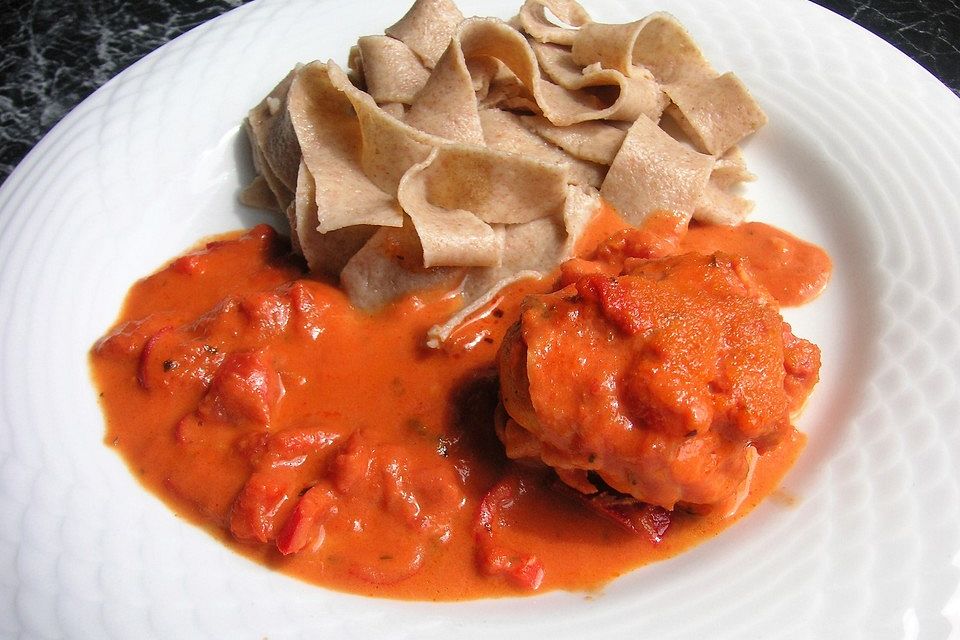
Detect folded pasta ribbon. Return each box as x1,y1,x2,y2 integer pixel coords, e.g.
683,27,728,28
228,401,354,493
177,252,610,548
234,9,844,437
240,0,769,345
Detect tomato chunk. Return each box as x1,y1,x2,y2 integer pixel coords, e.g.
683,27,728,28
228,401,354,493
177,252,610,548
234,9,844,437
198,351,284,427
240,292,291,336
229,469,295,543
474,473,545,591
276,484,338,555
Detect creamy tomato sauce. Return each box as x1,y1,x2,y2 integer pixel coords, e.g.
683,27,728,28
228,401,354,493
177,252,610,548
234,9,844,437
90,207,829,600
681,221,832,306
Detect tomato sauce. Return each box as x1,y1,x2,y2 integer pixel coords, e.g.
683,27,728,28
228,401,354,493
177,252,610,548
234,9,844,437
680,221,832,306
90,206,829,600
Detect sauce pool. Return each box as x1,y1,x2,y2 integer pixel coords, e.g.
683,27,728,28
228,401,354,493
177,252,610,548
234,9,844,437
90,210,828,600
681,221,832,306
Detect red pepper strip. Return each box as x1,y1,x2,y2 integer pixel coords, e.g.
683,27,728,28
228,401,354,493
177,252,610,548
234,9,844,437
136,326,173,390
554,482,671,543
637,504,671,543
474,474,545,591
275,484,337,555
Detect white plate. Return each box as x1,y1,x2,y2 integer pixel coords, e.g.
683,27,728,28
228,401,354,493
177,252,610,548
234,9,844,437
2,0,959,637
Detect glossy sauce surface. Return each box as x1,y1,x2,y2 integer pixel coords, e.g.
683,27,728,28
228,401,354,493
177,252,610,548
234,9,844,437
680,221,832,306
90,209,829,600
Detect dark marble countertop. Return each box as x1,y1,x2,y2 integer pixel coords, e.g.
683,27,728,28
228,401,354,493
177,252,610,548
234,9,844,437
1,0,958,185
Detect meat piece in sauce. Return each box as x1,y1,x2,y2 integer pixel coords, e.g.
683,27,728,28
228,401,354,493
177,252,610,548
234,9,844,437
498,247,820,513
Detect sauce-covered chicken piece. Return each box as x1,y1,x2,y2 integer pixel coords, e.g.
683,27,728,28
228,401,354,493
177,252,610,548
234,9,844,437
498,247,820,512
